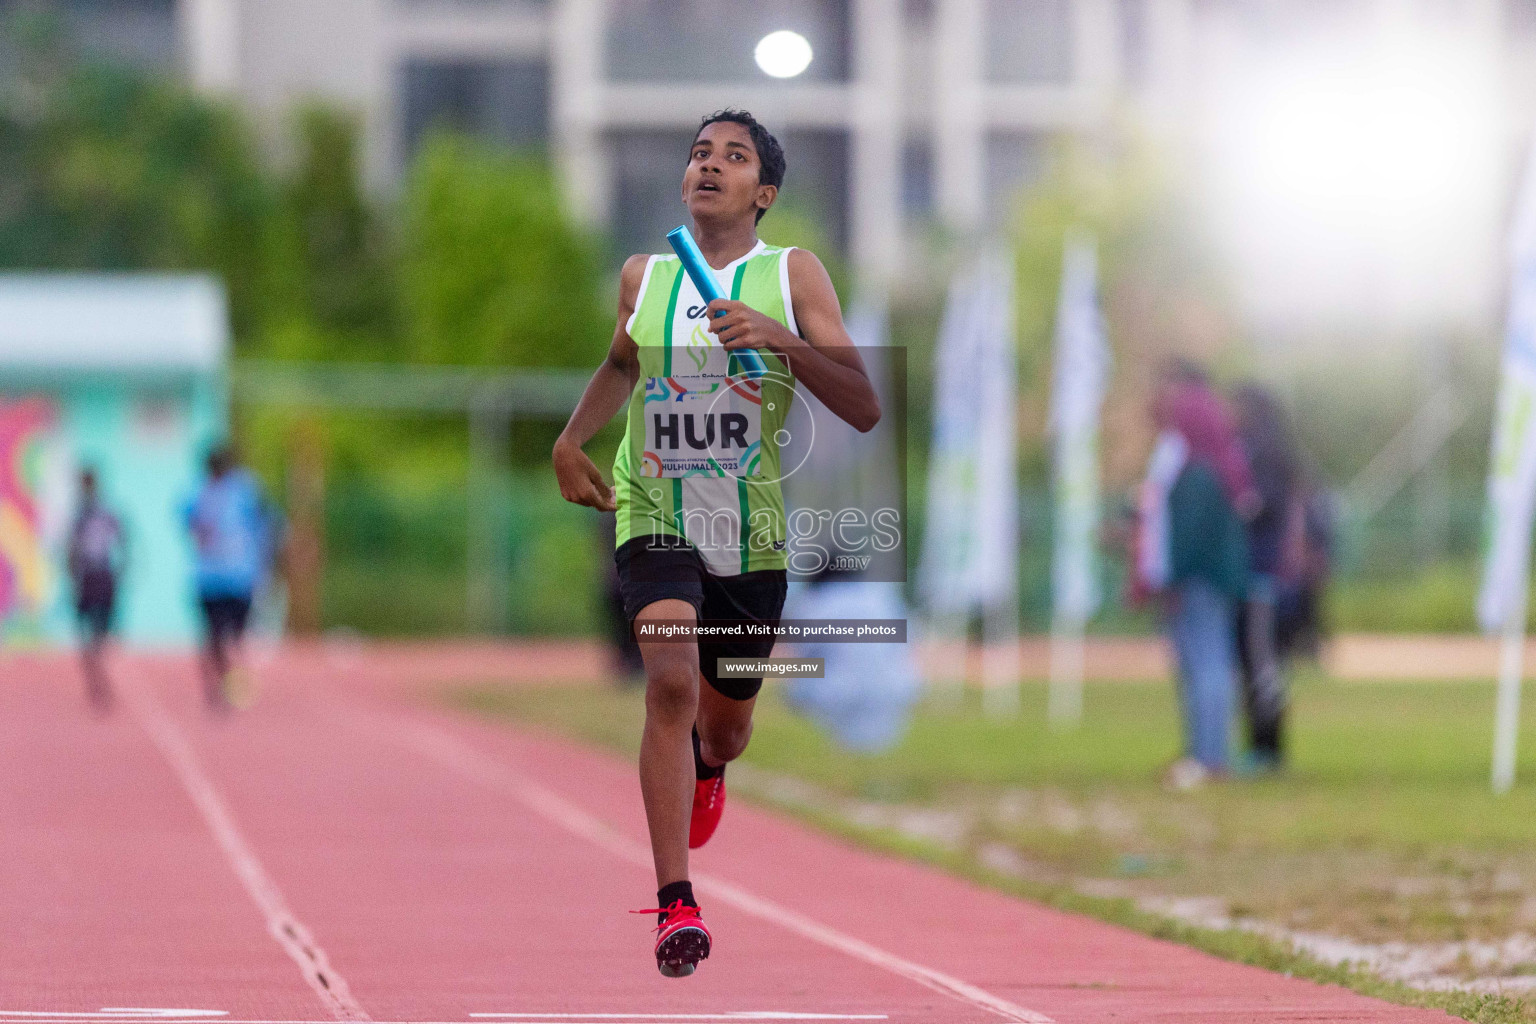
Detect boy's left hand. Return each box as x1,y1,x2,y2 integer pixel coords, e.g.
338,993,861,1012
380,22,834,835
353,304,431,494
705,299,795,353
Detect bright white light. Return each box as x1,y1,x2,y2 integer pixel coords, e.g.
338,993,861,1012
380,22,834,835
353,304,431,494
1202,26,1505,330
1232,46,1490,227
755,30,813,79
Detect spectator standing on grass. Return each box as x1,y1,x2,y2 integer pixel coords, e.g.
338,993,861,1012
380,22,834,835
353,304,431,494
1231,384,1303,772
67,467,126,713
184,447,280,713
1134,359,1251,790
1278,487,1336,662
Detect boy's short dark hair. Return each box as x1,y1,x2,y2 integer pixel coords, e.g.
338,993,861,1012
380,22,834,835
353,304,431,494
693,109,786,223
207,445,235,477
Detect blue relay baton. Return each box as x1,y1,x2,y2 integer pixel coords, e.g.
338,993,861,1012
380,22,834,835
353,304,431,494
666,225,768,379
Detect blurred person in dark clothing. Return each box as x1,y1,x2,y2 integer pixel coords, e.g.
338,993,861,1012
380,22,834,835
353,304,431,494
67,467,126,713
1277,487,1337,663
597,510,645,686
1153,359,1259,518
1231,384,1302,771
1134,360,1251,790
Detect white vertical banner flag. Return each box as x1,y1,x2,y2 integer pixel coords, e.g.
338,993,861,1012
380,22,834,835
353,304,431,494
920,248,1019,713
1047,234,1111,728
1478,126,1536,793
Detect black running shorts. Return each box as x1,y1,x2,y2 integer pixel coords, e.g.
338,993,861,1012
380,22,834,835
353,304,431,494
199,594,253,643
75,569,116,640
615,536,787,701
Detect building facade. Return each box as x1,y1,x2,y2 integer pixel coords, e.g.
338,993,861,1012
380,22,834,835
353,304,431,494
7,0,1533,304
165,0,1186,294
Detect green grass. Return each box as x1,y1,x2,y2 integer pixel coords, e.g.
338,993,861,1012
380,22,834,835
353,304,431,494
454,673,1536,1023
1330,562,1485,633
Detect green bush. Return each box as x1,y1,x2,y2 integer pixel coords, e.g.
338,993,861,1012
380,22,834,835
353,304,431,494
400,134,609,370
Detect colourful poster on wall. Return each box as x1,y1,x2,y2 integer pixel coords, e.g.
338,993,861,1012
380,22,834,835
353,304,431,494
0,397,60,643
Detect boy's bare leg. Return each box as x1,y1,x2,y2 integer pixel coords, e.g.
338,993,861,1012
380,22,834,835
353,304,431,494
203,629,231,710
695,680,756,769
635,598,702,888
81,634,112,712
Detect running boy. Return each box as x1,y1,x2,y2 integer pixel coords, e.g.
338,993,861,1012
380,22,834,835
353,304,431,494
184,447,280,712
553,109,880,978
67,467,126,713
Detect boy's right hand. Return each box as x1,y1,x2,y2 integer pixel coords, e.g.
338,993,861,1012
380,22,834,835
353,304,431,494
553,439,617,512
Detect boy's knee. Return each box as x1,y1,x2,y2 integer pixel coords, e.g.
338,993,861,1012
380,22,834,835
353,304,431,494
644,658,698,724
699,717,753,764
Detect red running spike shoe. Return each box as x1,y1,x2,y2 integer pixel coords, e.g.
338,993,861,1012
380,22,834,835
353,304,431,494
631,899,711,977
689,771,726,849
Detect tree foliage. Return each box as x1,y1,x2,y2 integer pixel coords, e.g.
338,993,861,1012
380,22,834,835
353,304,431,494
258,106,398,362
0,13,272,339
1,13,610,372
400,134,608,368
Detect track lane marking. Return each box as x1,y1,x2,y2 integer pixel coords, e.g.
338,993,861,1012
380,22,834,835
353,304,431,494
0,1015,225,1020
339,708,1052,1024
0,1020,883,1024
121,671,371,1023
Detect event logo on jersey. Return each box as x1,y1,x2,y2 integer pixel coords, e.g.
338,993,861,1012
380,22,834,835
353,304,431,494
642,374,763,478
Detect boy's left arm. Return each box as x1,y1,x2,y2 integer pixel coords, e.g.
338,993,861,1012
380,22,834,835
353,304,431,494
704,248,881,432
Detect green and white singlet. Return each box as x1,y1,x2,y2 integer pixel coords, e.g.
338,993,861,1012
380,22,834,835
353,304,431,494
614,240,798,576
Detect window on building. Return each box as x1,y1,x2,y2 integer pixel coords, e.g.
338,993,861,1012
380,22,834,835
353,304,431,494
608,126,849,260
985,131,1044,224
606,0,850,83
775,128,850,253
1117,0,1149,89
611,128,697,260
904,0,935,27
901,137,934,218
0,0,179,70
396,1,546,6
1512,0,1536,34
984,0,1074,84
400,58,549,162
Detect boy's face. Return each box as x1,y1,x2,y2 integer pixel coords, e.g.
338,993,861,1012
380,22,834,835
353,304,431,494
682,120,776,225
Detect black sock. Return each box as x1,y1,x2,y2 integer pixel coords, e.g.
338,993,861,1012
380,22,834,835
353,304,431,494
692,726,723,781
657,880,697,924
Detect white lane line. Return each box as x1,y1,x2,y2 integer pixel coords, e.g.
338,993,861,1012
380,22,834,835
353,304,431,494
339,709,1052,1024
0,1020,886,1024
121,672,371,1023
0,1019,874,1024
0,1015,226,1020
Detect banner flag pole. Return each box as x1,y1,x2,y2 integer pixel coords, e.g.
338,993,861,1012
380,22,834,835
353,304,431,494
1478,122,1536,793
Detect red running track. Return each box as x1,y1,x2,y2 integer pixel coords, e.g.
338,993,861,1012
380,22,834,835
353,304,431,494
0,646,1459,1024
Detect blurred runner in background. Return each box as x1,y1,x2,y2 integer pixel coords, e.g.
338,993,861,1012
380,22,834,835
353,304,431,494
184,446,281,713
67,467,126,713
782,571,920,753
597,510,645,687
1232,384,1303,772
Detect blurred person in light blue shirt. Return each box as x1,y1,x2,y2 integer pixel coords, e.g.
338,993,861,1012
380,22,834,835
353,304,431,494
183,446,281,711
782,575,920,753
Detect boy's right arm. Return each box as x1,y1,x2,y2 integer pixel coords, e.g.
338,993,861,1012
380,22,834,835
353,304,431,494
553,254,647,512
